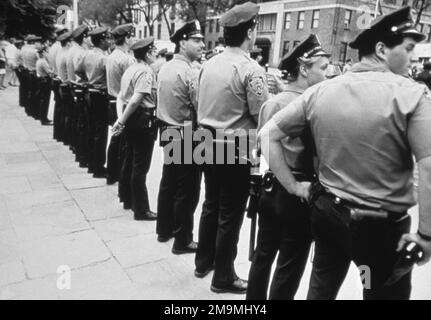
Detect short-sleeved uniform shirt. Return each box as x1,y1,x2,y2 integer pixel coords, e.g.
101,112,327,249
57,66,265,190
15,49,24,67
198,47,269,131
75,47,107,89
48,42,61,75
56,46,69,82
106,47,135,98
66,42,87,82
36,58,52,78
157,54,199,126
258,85,308,171
119,62,156,108
273,59,431,212
22,45,38,71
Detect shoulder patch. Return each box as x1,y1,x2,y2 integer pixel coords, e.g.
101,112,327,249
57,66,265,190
248,75,265,97
143,71,153,87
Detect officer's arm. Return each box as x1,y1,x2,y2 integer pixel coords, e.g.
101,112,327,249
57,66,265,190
118,92,145,125
116,92,125,119
259,118,309,199
418,156,431,237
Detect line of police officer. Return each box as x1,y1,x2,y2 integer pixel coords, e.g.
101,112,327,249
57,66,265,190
11,2,431,299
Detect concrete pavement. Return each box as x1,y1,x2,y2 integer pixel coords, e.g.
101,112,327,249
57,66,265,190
0,86,430,300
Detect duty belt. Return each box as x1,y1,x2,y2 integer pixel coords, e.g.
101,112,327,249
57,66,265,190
320,190,408,222
262,171,312,195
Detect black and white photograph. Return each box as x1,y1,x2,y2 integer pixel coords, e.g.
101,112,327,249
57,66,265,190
0,0,431,302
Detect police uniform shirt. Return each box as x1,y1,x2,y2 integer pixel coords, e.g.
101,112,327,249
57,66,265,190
198,47,269,130
272,59,431,212
75,47,107,89
48,41,61,74
258,84,306,171
157,54,199,126
36,58,52,78
22,45,38,71
15,49,24,67
119,62,156,108
66,42,87,82
56,46,69,82
106,47,135,97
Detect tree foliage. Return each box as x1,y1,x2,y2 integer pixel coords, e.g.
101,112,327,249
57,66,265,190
1,0,71,38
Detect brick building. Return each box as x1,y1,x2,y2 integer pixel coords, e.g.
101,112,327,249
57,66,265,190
205,0,431,67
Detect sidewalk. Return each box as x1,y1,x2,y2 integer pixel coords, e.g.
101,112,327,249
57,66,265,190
0,86,430,300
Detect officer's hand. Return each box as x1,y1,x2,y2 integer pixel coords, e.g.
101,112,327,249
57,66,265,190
266,74,285,95
292,181,311,203
112,121,125,137
397,233,431,266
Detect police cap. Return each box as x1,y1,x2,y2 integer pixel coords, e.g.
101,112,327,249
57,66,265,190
25,35,42,42
170,20,204,43
88,27,109,40
349,6,425,49
57,30,73,42
279,34,330,72
72,25,89,40
219,1,259,27
130,37,154,52
111,23,135,38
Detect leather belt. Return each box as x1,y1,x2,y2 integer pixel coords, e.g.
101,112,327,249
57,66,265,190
320,192,408,222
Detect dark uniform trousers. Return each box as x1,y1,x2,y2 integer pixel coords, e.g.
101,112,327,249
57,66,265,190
15,67,26,107
307,194,412,300
36,76,51,123
119,133,132,206
59,84,74,147
195,162,250,287
86,89,109,176
107,97,121,183
73,85,89,167
124,107,157,215
156,126,202,246
28,71,39,119
52,78,64,141
246,176,312,300
21,69,31,115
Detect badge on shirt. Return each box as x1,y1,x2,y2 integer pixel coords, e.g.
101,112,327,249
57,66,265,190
248,75,265,97
144,72,153,87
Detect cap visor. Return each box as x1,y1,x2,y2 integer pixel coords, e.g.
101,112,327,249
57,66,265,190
402,29,426,42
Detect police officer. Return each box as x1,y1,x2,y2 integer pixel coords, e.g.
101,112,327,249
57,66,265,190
106,24,136,189
156,21,204,253
22,35,42,119
49,27,69,75
56,31,74,146
112,38,158,221
260,6,431,300
67,25,90,166
75,27,111,178
35,45,54,125
246,35,330,300
195,2,269,294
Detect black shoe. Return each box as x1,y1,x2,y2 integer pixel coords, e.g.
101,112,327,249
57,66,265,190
41,120,53,126
210,278,248,294
93,172,107,179
106,177,117,185
172,241,198,255
157,235,173,243
134,211,157,221
123,203,132,210
194,266,214,279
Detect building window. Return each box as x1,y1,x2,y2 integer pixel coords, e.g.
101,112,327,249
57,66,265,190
208,41,212,50
344,10,352,29
312,10,319,29
158,24,162,39
402,0,409,5
170,23,175,35
293,40,300,48
419,23,425,33
209,20,214,33
144,26,147,38
428,25,431,42
258,14,277,31
139,30,142,39
216,20,220,33
282,41,290,56
284,12,291,29
297,11,305,29
339,42,348,63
